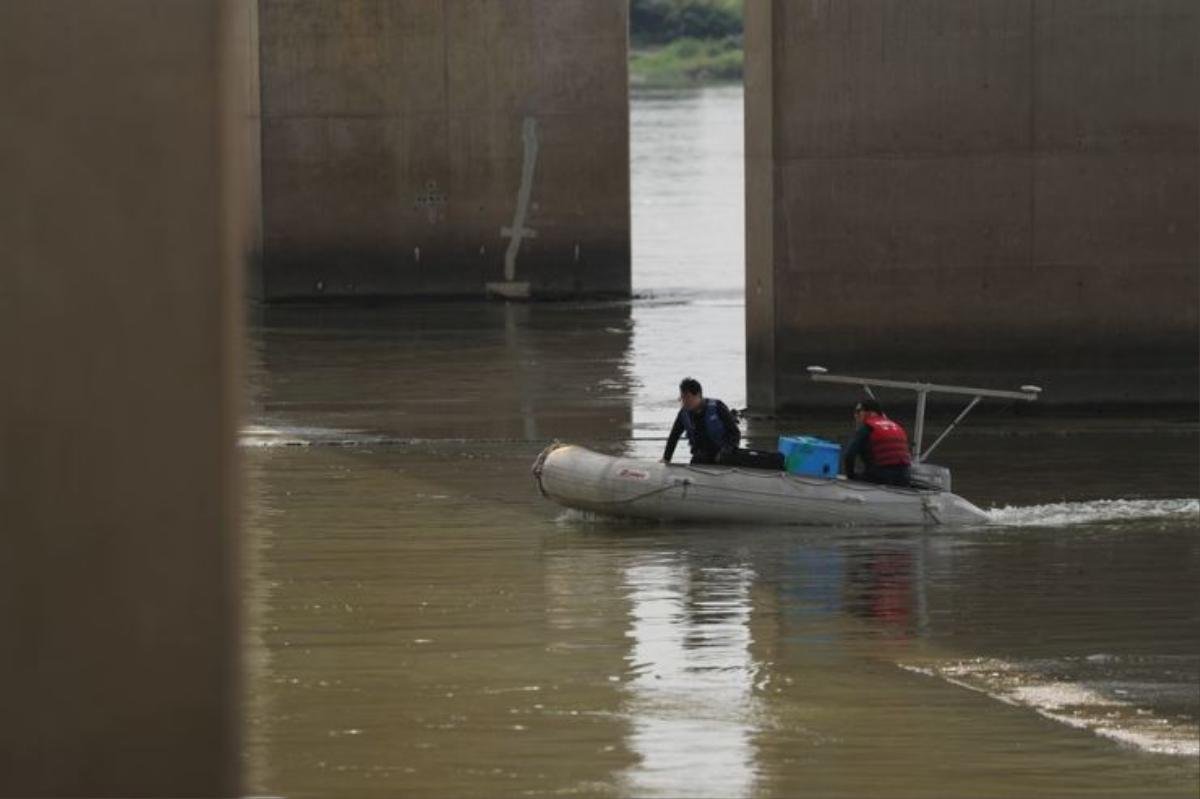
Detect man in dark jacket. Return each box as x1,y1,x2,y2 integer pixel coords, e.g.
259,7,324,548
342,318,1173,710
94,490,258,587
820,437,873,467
661,377,741,465
842,399,913,487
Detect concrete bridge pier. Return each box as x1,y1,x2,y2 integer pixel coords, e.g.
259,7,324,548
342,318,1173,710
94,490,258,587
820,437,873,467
1,1,252,794
745,0,1199,410
257,0,631,300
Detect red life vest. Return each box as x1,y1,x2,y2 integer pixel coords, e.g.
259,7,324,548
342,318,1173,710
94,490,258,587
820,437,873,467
864,412,912,467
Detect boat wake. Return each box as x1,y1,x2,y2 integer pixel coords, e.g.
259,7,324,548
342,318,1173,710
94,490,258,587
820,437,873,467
986,498,1199,528
239,424,384,448
900,656,1199,757
554,508,657,528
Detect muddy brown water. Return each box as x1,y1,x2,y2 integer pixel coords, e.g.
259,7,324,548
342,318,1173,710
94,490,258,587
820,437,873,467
242,86,1199,798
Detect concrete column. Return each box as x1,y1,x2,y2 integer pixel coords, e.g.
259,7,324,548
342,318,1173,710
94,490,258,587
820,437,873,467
0,1,250,795
744,0,779,411
258,0,631,300
746,0,1199,409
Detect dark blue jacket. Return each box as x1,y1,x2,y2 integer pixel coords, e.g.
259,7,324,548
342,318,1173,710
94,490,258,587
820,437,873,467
663,399,740,462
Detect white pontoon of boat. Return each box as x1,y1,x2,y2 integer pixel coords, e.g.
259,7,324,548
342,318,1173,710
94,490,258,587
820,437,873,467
532,369,1042,527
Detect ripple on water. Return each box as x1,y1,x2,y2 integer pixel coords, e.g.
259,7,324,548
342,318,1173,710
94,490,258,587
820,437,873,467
899,655,1200,757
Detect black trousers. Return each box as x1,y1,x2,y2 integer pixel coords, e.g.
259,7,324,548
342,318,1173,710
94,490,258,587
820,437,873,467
858,464,912,487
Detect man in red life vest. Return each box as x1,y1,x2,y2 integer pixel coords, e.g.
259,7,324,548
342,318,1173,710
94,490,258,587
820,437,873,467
842,399,913,487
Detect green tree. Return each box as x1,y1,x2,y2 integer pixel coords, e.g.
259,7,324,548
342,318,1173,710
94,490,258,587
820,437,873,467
630,0,743,46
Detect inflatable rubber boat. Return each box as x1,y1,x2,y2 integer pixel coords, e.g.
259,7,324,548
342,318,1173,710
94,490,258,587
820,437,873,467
532,369,1042,528
532,443,990,526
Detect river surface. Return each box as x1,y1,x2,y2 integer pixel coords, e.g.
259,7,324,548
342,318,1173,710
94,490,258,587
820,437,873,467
243,86,1200,798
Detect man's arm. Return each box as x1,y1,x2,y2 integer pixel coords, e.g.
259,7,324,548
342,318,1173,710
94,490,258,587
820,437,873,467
662,413,684,462
843,425,869,477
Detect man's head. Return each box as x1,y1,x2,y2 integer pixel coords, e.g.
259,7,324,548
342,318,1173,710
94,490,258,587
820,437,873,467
679,377,704,412
854,398,883,423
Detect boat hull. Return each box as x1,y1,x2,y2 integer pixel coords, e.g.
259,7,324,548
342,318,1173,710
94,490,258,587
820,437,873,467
533,444,990,527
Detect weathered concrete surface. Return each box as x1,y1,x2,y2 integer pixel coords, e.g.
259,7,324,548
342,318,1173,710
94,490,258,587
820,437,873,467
746,1,1199,409
258,0,630,300
0,1,250,795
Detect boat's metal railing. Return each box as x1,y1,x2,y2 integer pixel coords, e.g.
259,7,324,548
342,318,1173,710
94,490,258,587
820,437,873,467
806,366,1042,463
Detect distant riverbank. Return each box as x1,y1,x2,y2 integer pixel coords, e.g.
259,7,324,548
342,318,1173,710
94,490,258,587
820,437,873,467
630,36,742,86
629,0,743,86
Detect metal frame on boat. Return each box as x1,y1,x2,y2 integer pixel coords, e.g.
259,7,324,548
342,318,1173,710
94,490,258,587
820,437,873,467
806,366,1041,462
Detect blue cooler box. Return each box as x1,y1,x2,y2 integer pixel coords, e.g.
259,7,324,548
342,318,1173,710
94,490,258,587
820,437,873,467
778,435,840,479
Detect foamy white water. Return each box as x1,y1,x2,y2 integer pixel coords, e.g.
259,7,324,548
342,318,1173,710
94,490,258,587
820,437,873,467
901,657,1200,757
239,424,396,448
986,498,1200,527
240,424,314,447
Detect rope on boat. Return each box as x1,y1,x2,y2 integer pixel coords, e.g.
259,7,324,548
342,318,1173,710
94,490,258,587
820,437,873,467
921,496,943,525
679,462,936,496
531,440,562,498
595,480,694,506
